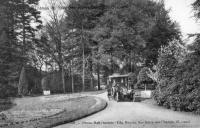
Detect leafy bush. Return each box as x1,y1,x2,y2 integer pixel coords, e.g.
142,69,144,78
153,40,200,114
163,97,171,109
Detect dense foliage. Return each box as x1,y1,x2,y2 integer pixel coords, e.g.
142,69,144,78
150,1,200,114
153,42,178,107
92,0,180,72
0,0,181,97
153,40,200,114
0,0,42,97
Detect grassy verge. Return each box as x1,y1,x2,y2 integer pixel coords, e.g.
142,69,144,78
0,96,107,128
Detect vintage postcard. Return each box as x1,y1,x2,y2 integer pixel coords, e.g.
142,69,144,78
0,0,200,128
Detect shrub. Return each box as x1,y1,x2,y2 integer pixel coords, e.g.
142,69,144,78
153,42,179,107
163,98,170,109
154,40,200,114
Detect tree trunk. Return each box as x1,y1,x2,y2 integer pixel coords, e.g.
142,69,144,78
62,67,65,93
90,76,94,91
110,52,113,74
81,24,85,92
71,60,74,93
18,66,28,96
72,72,74,93
58,37,64,93
97,62,100,90
89,58,93,90
22,0,26,56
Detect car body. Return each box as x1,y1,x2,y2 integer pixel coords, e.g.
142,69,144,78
107,73,136,101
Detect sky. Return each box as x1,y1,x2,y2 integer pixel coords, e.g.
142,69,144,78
39,0,200,40
164,0,200,39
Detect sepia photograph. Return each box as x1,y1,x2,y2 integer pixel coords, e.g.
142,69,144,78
0,0,200,127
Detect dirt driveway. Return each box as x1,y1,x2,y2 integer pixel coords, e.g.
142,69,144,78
55,92,200,128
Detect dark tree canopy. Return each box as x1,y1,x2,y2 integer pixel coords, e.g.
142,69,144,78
91,0,180,74
193,0,200,19
0,0,183,97
0,0,42,97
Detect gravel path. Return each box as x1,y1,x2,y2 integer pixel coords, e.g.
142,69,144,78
55,92,200,128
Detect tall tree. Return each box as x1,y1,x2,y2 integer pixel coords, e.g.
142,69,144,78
0,2,23,97
16,0,42,95
48,11,65,93
93,0,180,75
144,0,180,66
3,0,42,62
65,0,106,91
1,0,42,96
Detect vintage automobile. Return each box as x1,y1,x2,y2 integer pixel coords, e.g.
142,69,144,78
107,73,137,102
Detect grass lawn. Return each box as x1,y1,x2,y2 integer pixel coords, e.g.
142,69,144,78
0,91,107,128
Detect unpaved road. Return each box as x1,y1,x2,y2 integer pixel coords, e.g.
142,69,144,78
55,92,200,128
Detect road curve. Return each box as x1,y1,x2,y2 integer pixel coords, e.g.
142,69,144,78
55,92,200,128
